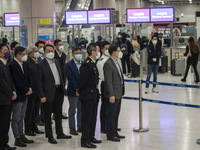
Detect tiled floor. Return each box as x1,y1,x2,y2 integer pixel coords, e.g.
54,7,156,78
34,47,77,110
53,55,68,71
8,71,200,150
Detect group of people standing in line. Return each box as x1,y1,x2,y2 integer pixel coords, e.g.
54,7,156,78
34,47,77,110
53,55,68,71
0,30,199,150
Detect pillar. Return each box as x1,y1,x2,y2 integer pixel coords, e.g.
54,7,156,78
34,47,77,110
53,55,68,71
19,0,56,47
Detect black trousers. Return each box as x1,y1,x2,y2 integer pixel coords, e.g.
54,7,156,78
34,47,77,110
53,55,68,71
106,99,121,138
0,104,12,148
183,57,199,81
34,96,44,123
25,94,38,133
121,54,131,74
81,101,98,144
43,87,64,138
100,82,106,132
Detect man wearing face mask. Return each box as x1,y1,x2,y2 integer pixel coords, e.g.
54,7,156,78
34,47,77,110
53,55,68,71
103,44,125,142
9,46,34,147
145,35,161,94
96,41,110,134
65,47,82,136
113,32,122,45
0,43,17,150
35,40,45,62
54,39,68,120
24,45,44,137
37,45,72,144
77,44,101,148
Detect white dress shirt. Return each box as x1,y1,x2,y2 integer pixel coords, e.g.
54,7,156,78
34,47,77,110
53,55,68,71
46,58,61,85
0,58,7,65
97,55,109,81
56,49,62,57
14,57,24,73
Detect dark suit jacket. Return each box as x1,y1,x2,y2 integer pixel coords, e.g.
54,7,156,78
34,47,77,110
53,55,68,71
65,59,80,97
103,57,125,99
54,50,66,82
77,57,99,103
147,43,161,65
27,56,38,96
9,59,31,102
0,60,14,105
37,58,65,102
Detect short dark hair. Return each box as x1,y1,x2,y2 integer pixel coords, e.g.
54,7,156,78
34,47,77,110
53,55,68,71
151,35,158,40
72,47,81,53
44,44,54,52
121,32,127,38
2,38,8,44
88,43,97,48
35,41,45,47
14,46,26,57
87,45,96,56
108,44,119,55
101,41,110,49
11,41,19,50
0,43,7,52
54,39,62,46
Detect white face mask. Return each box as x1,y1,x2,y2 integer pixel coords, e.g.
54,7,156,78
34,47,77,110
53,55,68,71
46,52,55,59
39,48,44,54
104,50,110,56
118,51,123,59
59,45,64,52
152,40,157,45
34,52,40,59
22,55,28,61
96,52,101,59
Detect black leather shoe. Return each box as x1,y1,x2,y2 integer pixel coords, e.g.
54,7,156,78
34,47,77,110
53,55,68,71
116,134,125,139
25,132,36,136
15,138,27,147
107,137,120,142
117,128,121,131
34,130,44,134
81,143,96,148
4,144,17,150
48,138,57,144
91,138,102,144
57,134,72,139
20,135,34,143
62,115,68,119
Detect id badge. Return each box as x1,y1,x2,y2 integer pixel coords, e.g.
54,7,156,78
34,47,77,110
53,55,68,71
153,58,157,62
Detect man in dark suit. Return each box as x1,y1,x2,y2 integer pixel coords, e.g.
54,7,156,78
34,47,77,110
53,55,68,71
103,44,125,142
54,39,68,120
37,45,72,144
0,43,17,150
65,47,82,135
24,45,44,136
77,44,102,148
9,46,34,147
8,41,19,63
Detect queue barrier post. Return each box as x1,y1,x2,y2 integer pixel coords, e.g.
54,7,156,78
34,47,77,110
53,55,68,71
133,49,149,132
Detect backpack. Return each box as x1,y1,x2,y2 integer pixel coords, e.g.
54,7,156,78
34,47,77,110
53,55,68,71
120,39,128,55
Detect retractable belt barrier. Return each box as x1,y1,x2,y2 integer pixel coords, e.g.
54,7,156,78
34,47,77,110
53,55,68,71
123,79,200,108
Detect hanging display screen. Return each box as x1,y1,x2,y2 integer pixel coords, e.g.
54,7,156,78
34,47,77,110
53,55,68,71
88,10,111,24
4,13,20,27
150,7,174,22
126,8,150,23
65,11,88,25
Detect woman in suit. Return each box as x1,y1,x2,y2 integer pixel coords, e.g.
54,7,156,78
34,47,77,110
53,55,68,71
181,37,199,83
145,35,161,94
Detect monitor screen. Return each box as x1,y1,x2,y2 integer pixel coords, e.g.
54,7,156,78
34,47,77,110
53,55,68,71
126,8,150,23
88,10,111,24
150,7,174,22
65,11,88,25
4,13,20,27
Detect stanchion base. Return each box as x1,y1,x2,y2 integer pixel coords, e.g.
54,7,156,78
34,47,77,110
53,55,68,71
133,128,149,132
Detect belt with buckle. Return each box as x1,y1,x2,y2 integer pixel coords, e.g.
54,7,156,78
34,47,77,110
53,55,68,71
55,85,61,88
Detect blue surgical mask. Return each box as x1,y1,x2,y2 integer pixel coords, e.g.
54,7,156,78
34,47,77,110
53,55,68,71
75,54,82,61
